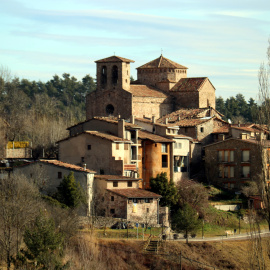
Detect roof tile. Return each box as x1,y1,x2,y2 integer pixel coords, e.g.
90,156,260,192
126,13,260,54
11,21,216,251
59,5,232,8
107,188,161,198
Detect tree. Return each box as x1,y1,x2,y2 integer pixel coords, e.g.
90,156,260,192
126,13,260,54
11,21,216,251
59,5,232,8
150,172,178,207
172,204,201,243
0,174,41,270
56,172,85,208
177,179,208,217
22,212,66,269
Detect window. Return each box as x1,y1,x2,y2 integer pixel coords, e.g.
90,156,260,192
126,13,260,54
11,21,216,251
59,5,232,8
133,198,138,203
162,155,168,168
87,145,91,150
200,127,204,133
110,209,115,214
242,150,250,162
218,150,234,162
101,66,107,87
146,208,149,213
145,198,150,203
241,166,250,178
124,144,128,150
174,142,182,149
81,157,85,163
161,144,167,153
128,182,132,187
111,196,114,201
58,172,62,179
116,143,119,150
218,165,235,178
174,156,188,172
112,65,118,85
113,181,118,187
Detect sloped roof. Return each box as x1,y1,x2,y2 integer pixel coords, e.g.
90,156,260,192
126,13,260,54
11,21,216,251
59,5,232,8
95,56,134,63
212,126,230,134
138,130,174,142
128,85,168,98
137,55,188,69
58,131,130,143
171,77,215,92
15,159,96,173
95,175,140,181
107,188,161,198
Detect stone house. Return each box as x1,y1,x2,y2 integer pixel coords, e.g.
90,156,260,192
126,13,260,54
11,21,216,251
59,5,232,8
86,55,216,120
13,159,96,215
204,135,270,190
93,174,162,224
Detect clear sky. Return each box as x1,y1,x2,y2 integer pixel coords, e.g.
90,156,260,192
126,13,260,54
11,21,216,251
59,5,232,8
1,0,270,100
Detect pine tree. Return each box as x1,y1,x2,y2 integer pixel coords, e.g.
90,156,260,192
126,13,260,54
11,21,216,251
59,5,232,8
56,172,85,208
150,172,178,207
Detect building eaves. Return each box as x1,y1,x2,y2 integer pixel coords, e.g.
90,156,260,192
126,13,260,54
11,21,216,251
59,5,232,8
95,56,135,63
95,175,141,181
128,84,168,98
138,130,174,143
107,188,161,198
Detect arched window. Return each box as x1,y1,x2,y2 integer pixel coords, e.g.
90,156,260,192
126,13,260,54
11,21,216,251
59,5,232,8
101,66,107,87
106,104,114,115
112,65,118,85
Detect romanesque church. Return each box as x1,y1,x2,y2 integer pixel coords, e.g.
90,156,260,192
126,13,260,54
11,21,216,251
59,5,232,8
86,55,216,120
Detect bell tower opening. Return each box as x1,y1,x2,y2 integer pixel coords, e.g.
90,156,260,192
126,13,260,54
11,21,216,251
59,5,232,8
106,104,115,115
112,65,118,85
101,66,107,88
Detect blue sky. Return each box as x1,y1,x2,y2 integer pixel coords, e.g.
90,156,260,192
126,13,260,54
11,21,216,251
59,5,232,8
1,0,270,100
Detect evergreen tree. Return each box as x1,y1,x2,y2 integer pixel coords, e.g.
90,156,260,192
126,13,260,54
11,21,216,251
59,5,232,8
22,212,66,269
56,172,85,208
150,172,178,207
172,204,201,243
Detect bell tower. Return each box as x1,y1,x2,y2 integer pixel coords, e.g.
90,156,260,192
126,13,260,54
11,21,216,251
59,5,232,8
95,56,135,92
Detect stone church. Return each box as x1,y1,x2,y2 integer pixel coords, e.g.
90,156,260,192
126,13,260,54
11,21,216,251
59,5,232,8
86,55,216,120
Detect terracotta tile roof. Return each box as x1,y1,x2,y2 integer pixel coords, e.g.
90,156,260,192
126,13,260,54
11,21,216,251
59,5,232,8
95,175,140,181
212,126,230,134
107,188,161,198
171,77,212,92
15,159,96,173
204,138,270,148
137,55,187,69
157,118,211,127
129,85,168,98
95,56,135,63
58,131,131,143
231,126,257,132
138,130,174,142
157,108,223,124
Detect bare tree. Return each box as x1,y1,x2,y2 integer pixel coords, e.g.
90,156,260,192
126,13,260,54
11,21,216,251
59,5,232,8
0,174,41,270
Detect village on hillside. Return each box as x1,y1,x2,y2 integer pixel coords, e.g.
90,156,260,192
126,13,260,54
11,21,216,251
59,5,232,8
1,54,270,269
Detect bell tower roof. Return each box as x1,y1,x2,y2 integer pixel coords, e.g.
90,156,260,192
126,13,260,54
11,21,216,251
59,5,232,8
95,56,135,63
137,55,188,69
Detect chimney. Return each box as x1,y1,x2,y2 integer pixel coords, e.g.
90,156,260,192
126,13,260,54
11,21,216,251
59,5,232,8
152,115,156,123
238,121,240,127
165,118,168,124
130,115,135,124
118,114,121,120
118,119,125,138
83,164,87,170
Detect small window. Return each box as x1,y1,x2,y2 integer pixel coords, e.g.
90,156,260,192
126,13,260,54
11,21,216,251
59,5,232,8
110,209,115,214
133,198,138,203
128,182,132,187
113,181,118,187
116,143,119,150
242,150,250,162
124,144,128,150
145,198,150,203
162,155,168,168
200,127,204,133
111,196,114,201
146,208,149,213
58,172,62,179
161,144,167,153
81,157,85,163
87,145,91,150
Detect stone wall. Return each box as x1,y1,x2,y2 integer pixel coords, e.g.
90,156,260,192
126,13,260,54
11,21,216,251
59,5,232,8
6,148,31,158
204,138,262,190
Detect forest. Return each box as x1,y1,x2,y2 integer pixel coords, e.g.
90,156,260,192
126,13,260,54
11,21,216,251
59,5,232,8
0,68,96,158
